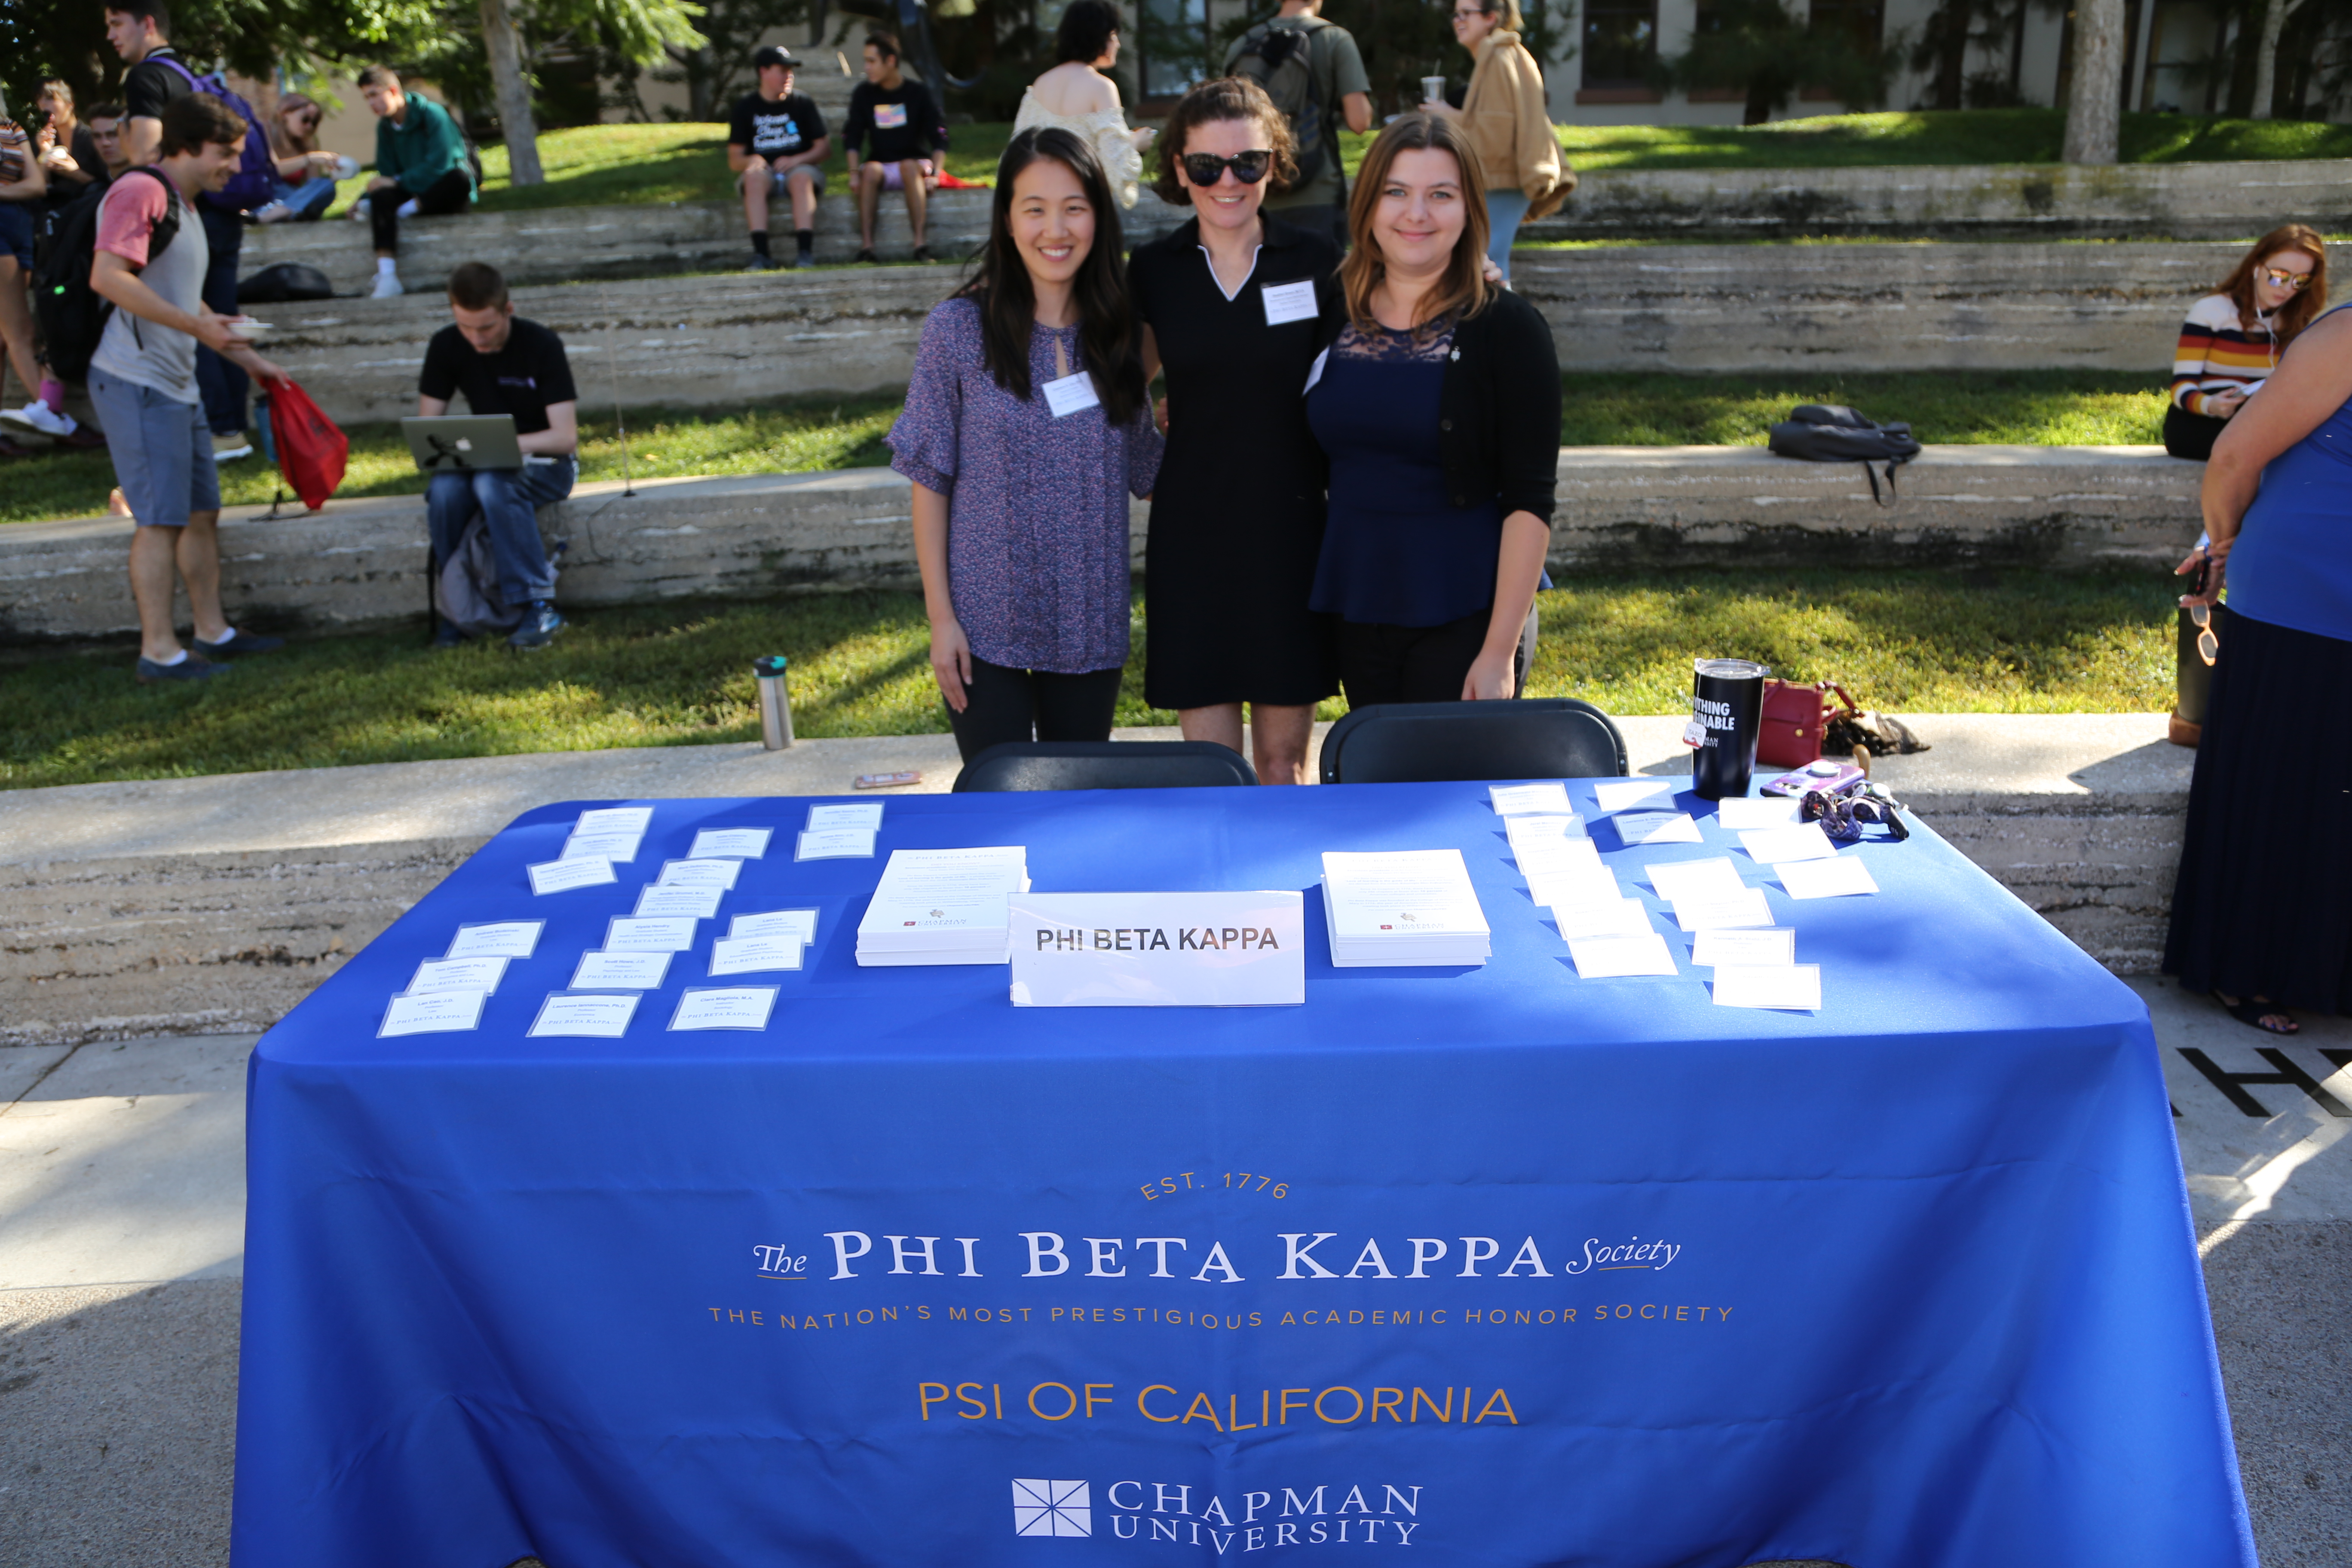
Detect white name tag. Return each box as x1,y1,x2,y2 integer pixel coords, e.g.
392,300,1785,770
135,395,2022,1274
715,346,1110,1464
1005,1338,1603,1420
1302,346,1329,397
1009,892,1305,1007
378,990,486,1037
445,920,543,959
530,856,616,895
530,992,640,1038
1262,278,1317,326
1041,370,1100,419
710,934,806,976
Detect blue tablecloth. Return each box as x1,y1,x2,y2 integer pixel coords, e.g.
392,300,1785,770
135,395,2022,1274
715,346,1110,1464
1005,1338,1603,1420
233,781,2252,1568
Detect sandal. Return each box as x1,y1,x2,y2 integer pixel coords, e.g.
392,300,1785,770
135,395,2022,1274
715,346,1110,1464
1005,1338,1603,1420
2215,991,2300,1035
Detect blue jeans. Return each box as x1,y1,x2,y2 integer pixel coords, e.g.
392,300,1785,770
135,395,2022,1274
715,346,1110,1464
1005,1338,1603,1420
270,176,340,220
194,203,247,435
427,457,576,606
1485,190,1530,280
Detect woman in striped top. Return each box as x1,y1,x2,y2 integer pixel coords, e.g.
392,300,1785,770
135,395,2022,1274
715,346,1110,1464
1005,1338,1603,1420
2165,225,2328,460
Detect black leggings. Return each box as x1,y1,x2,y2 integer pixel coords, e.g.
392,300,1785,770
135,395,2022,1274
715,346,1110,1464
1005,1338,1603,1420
371,167,472,255
1335,606,1525,707
947,655,1124,762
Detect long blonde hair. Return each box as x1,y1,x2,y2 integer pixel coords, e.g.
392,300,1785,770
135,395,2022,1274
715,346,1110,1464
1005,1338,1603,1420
272,93,323,158
1339,113,1494,331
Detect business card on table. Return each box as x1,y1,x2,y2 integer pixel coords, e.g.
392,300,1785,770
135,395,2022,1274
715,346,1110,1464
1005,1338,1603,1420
530,856,616,896
1593,778,1673,814
1691,927,1796,968
1644,857,1748,906
1669,888,1777,932
576,806,654,836
732,908,819,944
796,827,878,861
560,831,642,862
688,827,773,861
1612,811,1702,848
571,950,672,989
378,990,487,1037
669,986,778,1031
808,802,885,833
1488,782,1574,817
710,934,806,976
1739,823,1840,864
1776,856,1881,899
1712,962,1822,1011
635,884,725,921
1528,867,1621,912
404,956,509,995
603,916,699,952
1504,813,1586,849
1715,796,1802,831
444,920,543,960
1566,931,1679,979
528,992,640,1038
657,858,743,890
1551,896,1653,940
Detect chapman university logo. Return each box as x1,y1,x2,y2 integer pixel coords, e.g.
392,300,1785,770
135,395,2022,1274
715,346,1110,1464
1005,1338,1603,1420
1013,1479,1093,1537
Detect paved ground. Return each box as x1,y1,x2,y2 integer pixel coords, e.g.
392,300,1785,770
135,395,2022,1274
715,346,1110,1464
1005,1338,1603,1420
3,976,2344,1566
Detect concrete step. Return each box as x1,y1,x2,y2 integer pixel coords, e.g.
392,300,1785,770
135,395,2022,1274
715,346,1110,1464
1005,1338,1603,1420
214,237,2226,427
0,446,2203,645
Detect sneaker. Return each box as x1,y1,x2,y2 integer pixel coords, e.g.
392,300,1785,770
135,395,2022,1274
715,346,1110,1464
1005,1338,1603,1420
136,653,227,684
1,400,76,438
854,246,878,263
212,430,254,462
507,604,564,649
371,273,404,300
911,245,934,263
192,628,284,656
254,200,293,224
745,252,774,272
349,198,370,221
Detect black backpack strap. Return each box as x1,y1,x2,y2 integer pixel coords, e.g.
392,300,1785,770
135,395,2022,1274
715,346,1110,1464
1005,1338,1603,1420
1860,460,1899,507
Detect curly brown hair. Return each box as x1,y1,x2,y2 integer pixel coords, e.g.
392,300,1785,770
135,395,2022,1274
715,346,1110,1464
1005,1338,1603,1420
1149,76,1297,206
2214,224,2330,347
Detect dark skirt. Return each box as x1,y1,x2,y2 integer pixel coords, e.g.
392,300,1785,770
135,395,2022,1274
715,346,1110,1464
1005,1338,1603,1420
2162,608,2352,1013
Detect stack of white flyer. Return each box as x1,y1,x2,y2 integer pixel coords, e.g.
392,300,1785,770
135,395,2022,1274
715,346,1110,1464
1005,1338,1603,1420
1321,850,1491,967
856,846,1029,965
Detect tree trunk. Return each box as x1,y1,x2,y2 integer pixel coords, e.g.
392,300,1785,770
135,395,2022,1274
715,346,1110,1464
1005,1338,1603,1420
480,0,545,186
1745,83,1771,125
2250,0,2302,119
2062,0,2125,163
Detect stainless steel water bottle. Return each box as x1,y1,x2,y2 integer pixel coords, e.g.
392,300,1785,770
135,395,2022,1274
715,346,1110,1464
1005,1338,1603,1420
754,656,793,750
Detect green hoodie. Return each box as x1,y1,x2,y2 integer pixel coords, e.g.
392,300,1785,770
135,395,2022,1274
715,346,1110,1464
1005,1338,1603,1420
375,93,474,199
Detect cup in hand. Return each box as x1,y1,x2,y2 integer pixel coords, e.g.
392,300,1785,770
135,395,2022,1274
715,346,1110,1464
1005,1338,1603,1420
1420,75,1448,106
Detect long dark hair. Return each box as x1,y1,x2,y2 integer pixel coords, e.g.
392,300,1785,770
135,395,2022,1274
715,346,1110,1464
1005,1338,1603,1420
958,127,1145,426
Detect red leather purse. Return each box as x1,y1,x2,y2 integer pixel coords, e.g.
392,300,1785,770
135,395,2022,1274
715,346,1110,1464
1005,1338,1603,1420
1757,680,1860,769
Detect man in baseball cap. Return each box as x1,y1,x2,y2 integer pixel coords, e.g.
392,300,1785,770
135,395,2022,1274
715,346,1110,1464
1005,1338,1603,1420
727,45,830,269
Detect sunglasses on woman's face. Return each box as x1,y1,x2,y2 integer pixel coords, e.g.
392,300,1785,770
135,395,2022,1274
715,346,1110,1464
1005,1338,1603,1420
2257,266,2312,290
1180,149,1272,186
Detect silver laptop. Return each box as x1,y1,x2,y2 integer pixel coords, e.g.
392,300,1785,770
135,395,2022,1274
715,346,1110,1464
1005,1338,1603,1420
403,414,524,473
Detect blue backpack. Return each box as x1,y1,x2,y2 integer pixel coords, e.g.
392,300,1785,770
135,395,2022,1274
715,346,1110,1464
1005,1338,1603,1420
148,54,276,212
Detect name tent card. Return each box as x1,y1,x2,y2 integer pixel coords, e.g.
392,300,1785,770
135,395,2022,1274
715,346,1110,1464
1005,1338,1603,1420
1593,778,1672,813
687,827,772,861
529,856,616,896
1692,928,1797,967
1489,781,1574,817
1778,856,1882,899
1713,963,1823,1011
732,909,819,944
808,802,884,833
378,991,487,1037
1008,892,1305,1007
1612,811,1703,848
571,951,672,990
658,858,742,890
710,935,806,976
669,986,778,1031
445,921,543,960
635,884,725,921
404,956,508,996
604,916,699,953
560,831,641,862
1740,823,1841,864
576,806,653,836
529,992,640,1038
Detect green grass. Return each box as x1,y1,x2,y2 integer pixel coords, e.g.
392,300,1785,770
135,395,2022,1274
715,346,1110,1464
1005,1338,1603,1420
0,568,2175,790
2,372,2162,527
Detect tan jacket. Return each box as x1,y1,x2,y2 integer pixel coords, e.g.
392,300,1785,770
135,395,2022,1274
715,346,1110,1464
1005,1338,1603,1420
1460,31,1574,220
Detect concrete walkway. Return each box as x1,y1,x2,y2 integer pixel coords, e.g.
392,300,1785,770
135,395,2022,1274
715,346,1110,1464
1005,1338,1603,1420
5,982,2345,1567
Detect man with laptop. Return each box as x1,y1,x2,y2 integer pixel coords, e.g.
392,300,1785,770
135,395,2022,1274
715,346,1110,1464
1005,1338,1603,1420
415,260,576,649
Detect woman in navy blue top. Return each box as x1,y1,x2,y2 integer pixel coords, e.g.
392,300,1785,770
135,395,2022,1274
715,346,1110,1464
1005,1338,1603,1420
1305,113,1558,705
2166,302,2352,1035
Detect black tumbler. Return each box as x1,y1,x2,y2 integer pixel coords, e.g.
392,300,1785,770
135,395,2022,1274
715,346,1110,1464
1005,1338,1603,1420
1690,658,1769,800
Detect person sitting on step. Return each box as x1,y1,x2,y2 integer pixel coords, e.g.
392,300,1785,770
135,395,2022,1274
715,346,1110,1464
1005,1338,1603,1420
729,46,830,271
353,65,475,300
843,31,943,263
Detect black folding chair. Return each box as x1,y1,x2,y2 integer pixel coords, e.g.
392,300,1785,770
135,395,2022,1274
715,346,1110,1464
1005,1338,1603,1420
952,741,1260,792
1317,699,1628,785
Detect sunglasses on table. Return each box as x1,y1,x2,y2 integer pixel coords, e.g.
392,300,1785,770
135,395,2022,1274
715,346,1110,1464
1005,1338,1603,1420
1180,149,1273,185
2257,266,2312,290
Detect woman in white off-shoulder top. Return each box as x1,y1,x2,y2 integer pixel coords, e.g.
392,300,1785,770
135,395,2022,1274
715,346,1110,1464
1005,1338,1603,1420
1015,0,1153,208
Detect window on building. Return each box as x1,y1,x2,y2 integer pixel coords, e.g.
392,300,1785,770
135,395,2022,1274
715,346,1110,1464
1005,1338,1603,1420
1807,0,1884,52
1581,0,1657,87
1139,0,1211,98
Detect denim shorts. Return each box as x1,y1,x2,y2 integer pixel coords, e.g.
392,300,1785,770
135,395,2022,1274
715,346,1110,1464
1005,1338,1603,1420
0,200,35,270
89,370,221,527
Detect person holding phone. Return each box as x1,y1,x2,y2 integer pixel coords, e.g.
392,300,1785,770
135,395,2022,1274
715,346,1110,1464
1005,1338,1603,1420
1305,112,1557,707
2165,225,2327,461
888,128,1161,761
1129,77,1336,785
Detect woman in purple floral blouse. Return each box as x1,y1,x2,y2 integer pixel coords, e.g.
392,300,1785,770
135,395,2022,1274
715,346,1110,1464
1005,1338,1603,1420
888,127,1163,761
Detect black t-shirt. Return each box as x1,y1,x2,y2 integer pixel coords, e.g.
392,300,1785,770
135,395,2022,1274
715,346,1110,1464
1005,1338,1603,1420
45,126,107,207
728,91,826,159
419,318,577,436
844,79,941,164
124,47,195,123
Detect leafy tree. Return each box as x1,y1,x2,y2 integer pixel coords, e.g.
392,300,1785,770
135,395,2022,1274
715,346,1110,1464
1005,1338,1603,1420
634,0,809,122
1656,0,1893,125
481,0,706,183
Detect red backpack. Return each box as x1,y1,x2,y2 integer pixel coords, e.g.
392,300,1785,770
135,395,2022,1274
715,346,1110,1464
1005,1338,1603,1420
267,380,348,510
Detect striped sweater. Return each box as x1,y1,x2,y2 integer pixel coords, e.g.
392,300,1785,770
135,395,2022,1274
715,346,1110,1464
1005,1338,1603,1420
2171,293,2280,415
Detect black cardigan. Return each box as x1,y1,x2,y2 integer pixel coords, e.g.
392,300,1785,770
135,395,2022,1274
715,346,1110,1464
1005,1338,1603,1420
1316,285,1561,525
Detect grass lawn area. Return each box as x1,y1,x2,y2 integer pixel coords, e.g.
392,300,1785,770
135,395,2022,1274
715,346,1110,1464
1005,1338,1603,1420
0,372,2162,527
0,569,2173,790
322,109,2351,219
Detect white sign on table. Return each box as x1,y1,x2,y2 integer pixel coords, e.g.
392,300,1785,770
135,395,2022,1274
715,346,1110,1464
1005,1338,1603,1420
1008,892,1305,1007
529,856,616,896
445,921,543,959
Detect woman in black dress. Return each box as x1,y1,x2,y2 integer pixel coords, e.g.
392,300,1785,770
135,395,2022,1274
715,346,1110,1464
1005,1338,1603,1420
1130,78,1338,785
